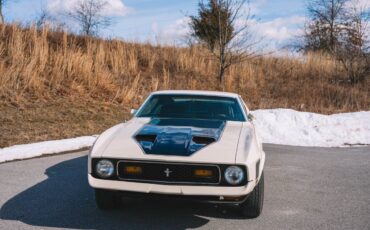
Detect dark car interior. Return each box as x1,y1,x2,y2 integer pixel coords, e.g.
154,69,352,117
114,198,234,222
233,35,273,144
137,95,245,121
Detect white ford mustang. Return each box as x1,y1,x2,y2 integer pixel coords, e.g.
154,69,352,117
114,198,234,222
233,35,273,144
88,90,265,218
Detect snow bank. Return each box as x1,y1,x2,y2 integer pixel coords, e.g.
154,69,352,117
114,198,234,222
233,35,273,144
0,109,369,163
253,109,370,147
0,136,97,163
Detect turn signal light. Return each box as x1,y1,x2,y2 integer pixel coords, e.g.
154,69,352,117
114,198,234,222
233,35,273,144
194,169,213,177
124,166,142,174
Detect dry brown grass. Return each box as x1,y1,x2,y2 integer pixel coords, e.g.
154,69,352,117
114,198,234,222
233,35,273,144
0,24,369,147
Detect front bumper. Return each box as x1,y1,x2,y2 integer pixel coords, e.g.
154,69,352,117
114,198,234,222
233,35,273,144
88,174,255,198
117,191,249,204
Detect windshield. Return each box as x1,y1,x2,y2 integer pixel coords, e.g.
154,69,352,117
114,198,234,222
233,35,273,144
136,94,246,121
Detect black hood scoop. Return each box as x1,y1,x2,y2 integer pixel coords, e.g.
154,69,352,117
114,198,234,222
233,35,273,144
134,118,225,156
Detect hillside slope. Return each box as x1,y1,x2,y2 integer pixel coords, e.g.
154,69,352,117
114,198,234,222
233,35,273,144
0,24,368,147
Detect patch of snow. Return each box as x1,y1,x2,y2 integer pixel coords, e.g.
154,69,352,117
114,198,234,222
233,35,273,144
0,136,97,163
0,109,369,163
253,109,370,147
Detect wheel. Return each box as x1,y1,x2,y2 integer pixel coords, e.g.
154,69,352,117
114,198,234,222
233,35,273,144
240,172,264,218
95,188,120,210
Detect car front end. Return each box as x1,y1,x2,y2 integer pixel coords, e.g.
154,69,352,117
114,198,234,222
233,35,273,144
88,90,265,217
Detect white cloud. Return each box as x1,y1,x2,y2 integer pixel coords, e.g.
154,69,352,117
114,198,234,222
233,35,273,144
252,16,305,43
153,14,306,51
226,15,305,53
152,17,191,45
47,0,131,16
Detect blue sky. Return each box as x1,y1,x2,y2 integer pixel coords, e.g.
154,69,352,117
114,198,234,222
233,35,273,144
5,0,308,49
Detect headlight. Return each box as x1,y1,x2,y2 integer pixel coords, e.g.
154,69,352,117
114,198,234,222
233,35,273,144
224,166,244,185
96,160,114,178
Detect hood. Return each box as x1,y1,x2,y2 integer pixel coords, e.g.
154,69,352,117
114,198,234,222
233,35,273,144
134,118,225,156
99,118,243,164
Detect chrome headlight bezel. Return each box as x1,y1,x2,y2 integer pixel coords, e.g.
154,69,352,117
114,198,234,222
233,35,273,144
224,166,245,185
95,159,114,178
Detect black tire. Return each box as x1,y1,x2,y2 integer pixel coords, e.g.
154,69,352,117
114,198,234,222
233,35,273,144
240,172,264,218
95,189,120,210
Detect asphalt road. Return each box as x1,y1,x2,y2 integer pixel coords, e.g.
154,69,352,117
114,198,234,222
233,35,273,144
0,144,369,230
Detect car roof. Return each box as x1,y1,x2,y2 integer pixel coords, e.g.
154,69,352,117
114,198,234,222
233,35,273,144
150,90,240,98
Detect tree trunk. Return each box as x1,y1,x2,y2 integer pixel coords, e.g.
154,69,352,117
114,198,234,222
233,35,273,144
218,65,225,87
218,59,228,91
218,45,226,87
0,4,4,24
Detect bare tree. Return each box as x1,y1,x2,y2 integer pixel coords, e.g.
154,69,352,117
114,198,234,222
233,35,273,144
344,1,370,52
33,7,67,31
35,8,54,28
301,0,370,83
303,0,349,53
68,0,112,36
189,0,258,84
0,0,8,24
335,1,370,83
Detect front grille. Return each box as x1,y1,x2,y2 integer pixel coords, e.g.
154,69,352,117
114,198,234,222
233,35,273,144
117,160,221,185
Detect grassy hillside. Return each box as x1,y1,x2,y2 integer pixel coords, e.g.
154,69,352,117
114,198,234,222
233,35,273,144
0,24,369,147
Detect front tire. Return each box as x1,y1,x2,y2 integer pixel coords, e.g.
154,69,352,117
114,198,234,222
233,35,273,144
95,189,120,210
240,172,264,218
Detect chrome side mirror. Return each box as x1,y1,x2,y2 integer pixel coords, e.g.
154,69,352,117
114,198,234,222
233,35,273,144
130,109,137,116
247,113,255,121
